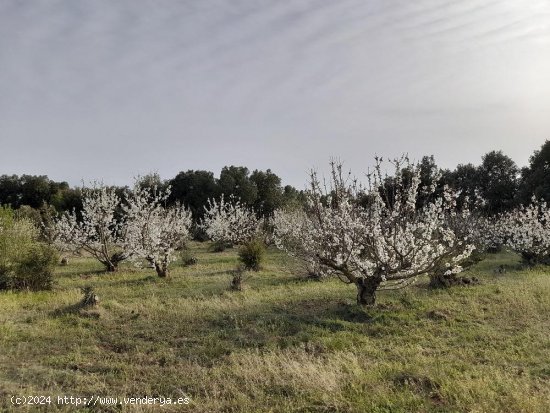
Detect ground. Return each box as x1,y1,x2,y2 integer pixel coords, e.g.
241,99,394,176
0,244,549,412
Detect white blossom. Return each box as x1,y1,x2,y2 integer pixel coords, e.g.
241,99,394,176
494,197,550,264
123,183,192,277
54,183,128,271
273,158,475,305
201,195,260,246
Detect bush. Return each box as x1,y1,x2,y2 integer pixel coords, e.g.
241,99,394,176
238,239,266,271
209,240,231,252
180,249,198,266
3,243,58,291
0,206,57,291
230,266,245,291
229,264,254,291
0,207,37,277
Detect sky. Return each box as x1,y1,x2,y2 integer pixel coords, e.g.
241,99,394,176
1,0,549,188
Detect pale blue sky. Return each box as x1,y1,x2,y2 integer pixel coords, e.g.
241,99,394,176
1,0,549,187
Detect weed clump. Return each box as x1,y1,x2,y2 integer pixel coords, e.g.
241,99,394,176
180,249,198,266
238,239,265,271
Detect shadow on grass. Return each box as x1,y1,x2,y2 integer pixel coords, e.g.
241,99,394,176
98,275,159,287
51,287,102,319
55,268,109,280
197,269,233,277
102,297,409,364
249,273,327,289
50,301,102,319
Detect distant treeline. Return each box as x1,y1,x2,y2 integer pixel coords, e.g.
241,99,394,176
0,166,305,219
1,140,549,218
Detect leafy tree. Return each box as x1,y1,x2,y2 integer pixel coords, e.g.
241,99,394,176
281,185,305,209
219,166,258,206
0,174,73,211
519,140,550,204
168,170,220,219
0,175,22,207
19,175,57,208
135,172,168,193
250,169,283,216
478,151,519,214
446,163,480,209
51,187,83,213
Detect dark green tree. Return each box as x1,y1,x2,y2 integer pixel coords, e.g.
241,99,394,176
168,170,220,219
281,185,305,209
415,155,448,208
19,175,57,208
478,151,519,214
0,175,22,207
446,163,480,209
250,169,283,216
218,166,258,206
518,140,550,204
51,187,83,213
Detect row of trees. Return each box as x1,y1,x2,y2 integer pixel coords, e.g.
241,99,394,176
272,157,550,306
55,183,192,277
1,140,549,220
418,142,549,215
54,180,263,278
0,166,303,220
48,155,550,307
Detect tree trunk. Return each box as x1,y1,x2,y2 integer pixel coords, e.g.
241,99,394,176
155,263,168,278
103,261,118,272
355,277,380,306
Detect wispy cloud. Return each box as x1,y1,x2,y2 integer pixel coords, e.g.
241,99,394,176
1,0,549,186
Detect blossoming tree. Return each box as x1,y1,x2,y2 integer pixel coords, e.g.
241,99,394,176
123,184,192,277
55,184,128,272
427,210,490,287
273,159,475,306
201,195,260,247
495,198,550,265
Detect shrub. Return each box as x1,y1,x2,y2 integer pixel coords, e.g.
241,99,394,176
180,249,198,266
0,206,58,291
230,266,245,291
238,238,266,271
229,265,252,291
0,207,37,277
80,286,99,307
210,240,231,252
7,243,58,291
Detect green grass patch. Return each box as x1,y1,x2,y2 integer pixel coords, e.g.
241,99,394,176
0,246,549,412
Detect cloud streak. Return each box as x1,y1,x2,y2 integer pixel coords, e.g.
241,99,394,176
1,0,549,186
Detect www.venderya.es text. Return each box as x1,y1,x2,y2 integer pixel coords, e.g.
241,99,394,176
11,395,191,407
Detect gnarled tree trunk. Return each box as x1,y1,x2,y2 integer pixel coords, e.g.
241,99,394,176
101,261,118,272
154,263,168,278
355,277,381,306
101,252,127,272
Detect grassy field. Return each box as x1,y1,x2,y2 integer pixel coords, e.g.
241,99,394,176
0,244,549,412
